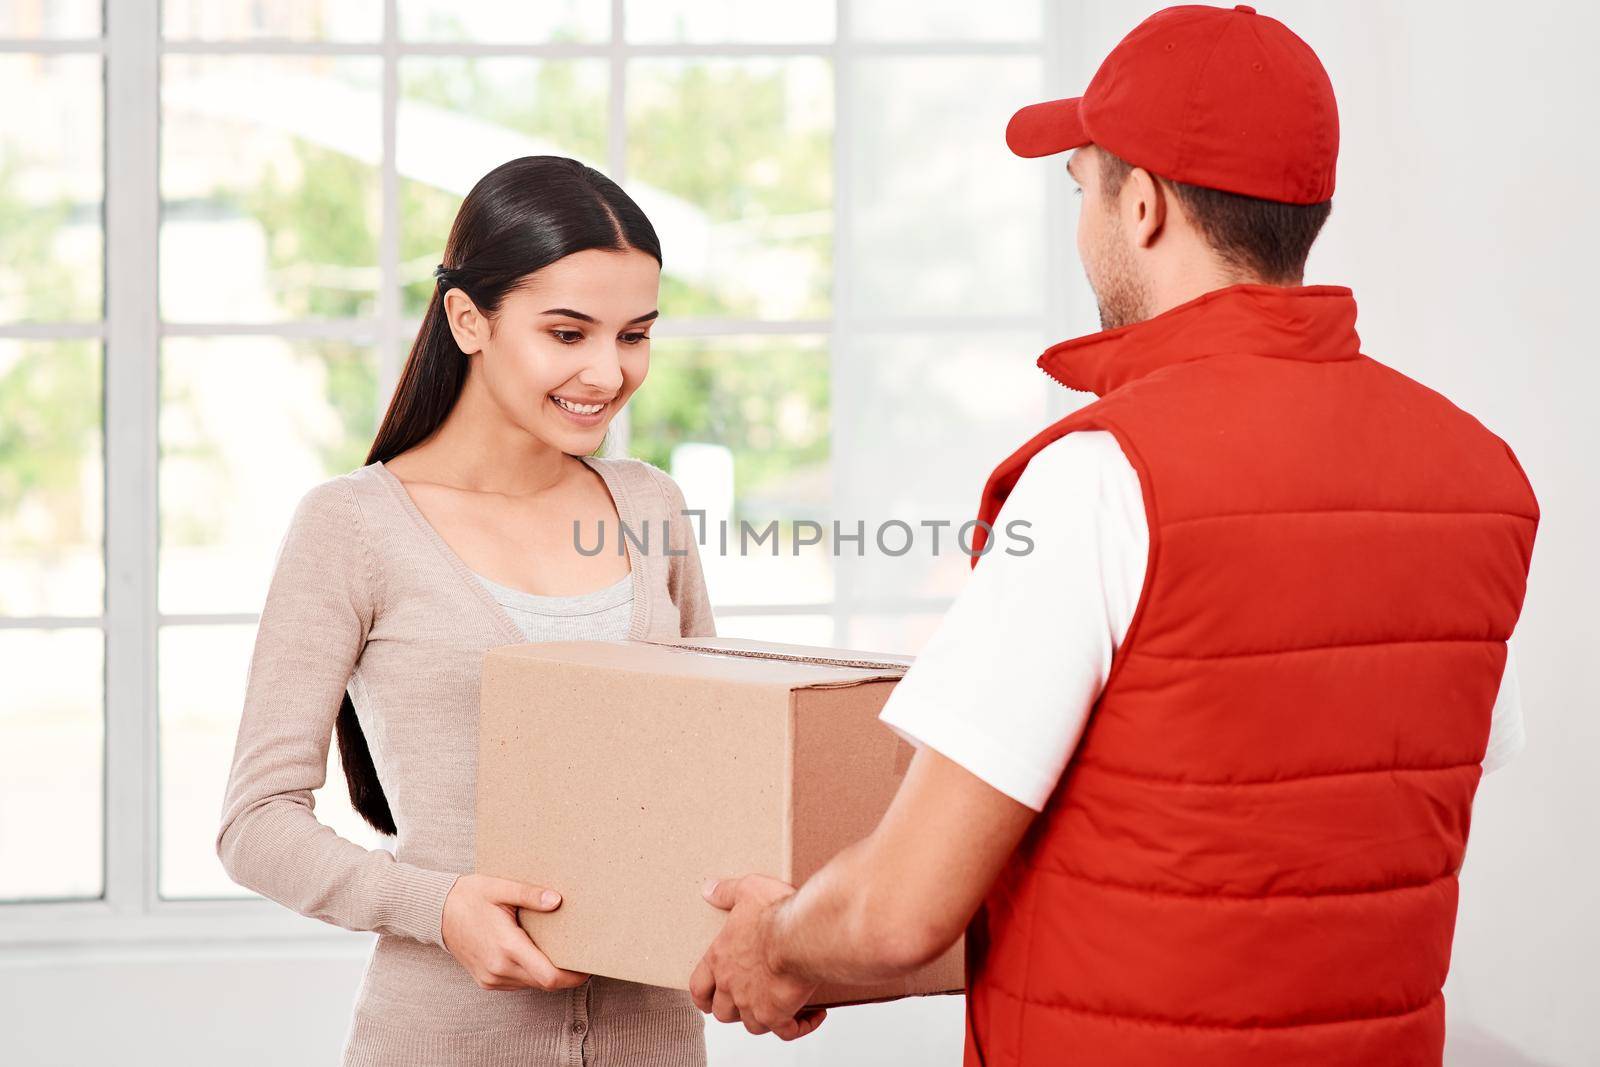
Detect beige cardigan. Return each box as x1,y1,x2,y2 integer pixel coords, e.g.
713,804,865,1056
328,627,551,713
216,456,716,1066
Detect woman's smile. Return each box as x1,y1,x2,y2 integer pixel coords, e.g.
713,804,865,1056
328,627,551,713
550,393,614,426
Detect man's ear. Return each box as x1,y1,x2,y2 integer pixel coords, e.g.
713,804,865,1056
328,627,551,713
442,287,486,355
1125,166,1167,250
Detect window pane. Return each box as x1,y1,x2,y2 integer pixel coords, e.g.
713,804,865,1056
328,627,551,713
398,58,608,317
832,331,1050,606
0,55,103,323
626,335,832,607
0,339,103,618
163,1,383,41
161,56,382,322
399,0,607,43
0,627,102,902
628,58,832,320
159,338,380,615
160,623,384,898
712,614,835,647
845,613,946,657
852,0,1040,41
847,56,1045,318
0,1,100,36
626,1,833,43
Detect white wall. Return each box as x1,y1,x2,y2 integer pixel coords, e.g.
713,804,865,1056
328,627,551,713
1264,4,1599,1064
5,3,1597,1064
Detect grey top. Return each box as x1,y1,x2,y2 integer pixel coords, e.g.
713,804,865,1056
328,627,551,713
469,569,634,643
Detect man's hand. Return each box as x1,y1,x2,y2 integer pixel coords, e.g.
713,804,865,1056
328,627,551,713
690,874,829,1040
688,747,1033,1034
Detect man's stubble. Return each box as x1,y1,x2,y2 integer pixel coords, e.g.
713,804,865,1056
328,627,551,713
1086,213,1151,331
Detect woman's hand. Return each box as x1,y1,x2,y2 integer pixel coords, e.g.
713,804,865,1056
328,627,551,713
442,873,591,991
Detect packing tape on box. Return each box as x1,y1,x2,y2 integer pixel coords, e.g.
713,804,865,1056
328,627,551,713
644,640,911,675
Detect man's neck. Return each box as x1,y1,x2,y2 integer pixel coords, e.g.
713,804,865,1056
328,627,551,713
1145,263,1296,320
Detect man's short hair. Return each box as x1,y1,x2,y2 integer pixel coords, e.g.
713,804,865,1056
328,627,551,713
1098,150,1333,283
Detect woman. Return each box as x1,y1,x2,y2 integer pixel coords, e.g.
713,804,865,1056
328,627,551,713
216,156,715,1065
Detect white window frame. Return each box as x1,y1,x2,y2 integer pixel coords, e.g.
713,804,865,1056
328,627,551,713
0,0,1075,949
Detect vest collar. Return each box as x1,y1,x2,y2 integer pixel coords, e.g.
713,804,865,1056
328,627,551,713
1038,283,1363,396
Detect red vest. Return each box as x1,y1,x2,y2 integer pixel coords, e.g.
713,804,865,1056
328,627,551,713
963,285,1538,1067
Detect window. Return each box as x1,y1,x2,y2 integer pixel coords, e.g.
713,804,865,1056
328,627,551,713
1,0,1064,937
1,5,106,906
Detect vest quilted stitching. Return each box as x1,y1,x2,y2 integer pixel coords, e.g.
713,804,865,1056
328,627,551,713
962,287,1538,1067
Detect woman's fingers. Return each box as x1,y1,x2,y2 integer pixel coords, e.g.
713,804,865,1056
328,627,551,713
484,875,562,912
546,966,592,990
485,875,580,987
495,911,590,991
442,873,584,991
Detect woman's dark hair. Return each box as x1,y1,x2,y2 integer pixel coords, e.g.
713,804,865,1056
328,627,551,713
338,156,662,835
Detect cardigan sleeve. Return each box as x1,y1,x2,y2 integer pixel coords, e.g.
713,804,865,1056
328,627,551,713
647,464,718,640
215,476,459,947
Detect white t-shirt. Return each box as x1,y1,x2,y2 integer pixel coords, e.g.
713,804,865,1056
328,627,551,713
879,430,1527,811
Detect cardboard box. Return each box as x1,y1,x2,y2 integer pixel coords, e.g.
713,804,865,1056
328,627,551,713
475,636,965,1008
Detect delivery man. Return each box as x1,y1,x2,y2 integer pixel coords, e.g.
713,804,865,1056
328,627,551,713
689,5,1539,1064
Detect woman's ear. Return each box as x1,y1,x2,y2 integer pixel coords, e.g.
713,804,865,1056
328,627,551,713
1126,166,1167,250
442,287,486,355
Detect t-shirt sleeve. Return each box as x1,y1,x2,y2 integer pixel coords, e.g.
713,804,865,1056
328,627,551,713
1481,638,1526,774
877,430,1148,810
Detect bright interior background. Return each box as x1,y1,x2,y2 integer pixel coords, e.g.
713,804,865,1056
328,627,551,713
2,1,1595,1065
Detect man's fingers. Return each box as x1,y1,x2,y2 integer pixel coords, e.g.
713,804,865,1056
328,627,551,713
768,1008,827,1041
767,1016,801,1040
688,957,716,1012
485,876,562,912
758,1004,824,1041
702,875,741,912
711,987,741,1025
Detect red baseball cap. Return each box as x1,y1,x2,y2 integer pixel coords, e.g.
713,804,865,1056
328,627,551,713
1006,4,1338,204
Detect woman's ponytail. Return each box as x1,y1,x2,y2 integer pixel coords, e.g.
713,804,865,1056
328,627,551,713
336,696,396,836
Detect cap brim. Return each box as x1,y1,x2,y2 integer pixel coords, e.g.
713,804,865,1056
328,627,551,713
1005,97,1090,158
